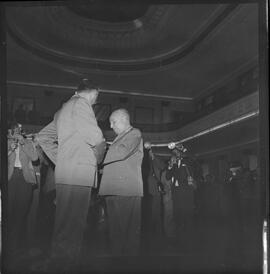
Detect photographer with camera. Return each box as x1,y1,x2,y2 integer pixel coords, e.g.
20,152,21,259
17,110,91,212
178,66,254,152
7,122,40,266
165,144,199,239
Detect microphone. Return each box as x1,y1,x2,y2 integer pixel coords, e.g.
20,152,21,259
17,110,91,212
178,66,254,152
144,141,187,153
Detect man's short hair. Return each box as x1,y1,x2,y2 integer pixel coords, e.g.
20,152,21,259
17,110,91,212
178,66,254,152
110,108,130,122
77,78,99,93
8,121,21,130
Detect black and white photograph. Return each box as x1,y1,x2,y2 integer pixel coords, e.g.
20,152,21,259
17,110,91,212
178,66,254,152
0,1,268,274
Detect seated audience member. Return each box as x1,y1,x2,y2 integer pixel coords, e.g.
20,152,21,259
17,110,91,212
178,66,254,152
99,109,144,256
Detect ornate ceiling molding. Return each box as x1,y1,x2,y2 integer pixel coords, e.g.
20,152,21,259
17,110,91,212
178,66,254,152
51,5,165,33
45,5,168,50
7,4,238,72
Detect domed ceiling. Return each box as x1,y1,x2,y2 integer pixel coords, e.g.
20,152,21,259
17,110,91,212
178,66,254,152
67,3,149,22
6,2,259,99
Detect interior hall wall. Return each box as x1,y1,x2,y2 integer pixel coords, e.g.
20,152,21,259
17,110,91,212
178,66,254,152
7,85,71,119
7,85,194,125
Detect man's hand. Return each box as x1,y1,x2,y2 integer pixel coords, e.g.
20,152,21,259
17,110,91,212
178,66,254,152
149,149,155,160
10,141,17,151
13,133,25,145
158,182,166,195
99,169,103,175
169,156,177,166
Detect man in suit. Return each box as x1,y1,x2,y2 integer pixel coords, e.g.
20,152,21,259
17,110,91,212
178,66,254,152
165,149,198,234
144,143,176,250
144,144,165,252
7,123,40,268
36,79,106,269
99,109,144,256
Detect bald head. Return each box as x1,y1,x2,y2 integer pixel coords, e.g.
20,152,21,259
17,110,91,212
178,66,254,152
110,109,130,121
110,109,131,135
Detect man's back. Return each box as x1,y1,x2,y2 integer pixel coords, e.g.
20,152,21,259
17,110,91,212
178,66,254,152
55,95,104,187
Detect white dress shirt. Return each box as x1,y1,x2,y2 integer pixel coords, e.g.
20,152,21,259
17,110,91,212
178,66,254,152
14,146,22,168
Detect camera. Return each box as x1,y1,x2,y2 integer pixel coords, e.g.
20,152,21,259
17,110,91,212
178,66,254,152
9,125,27,144
168,142,187,153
